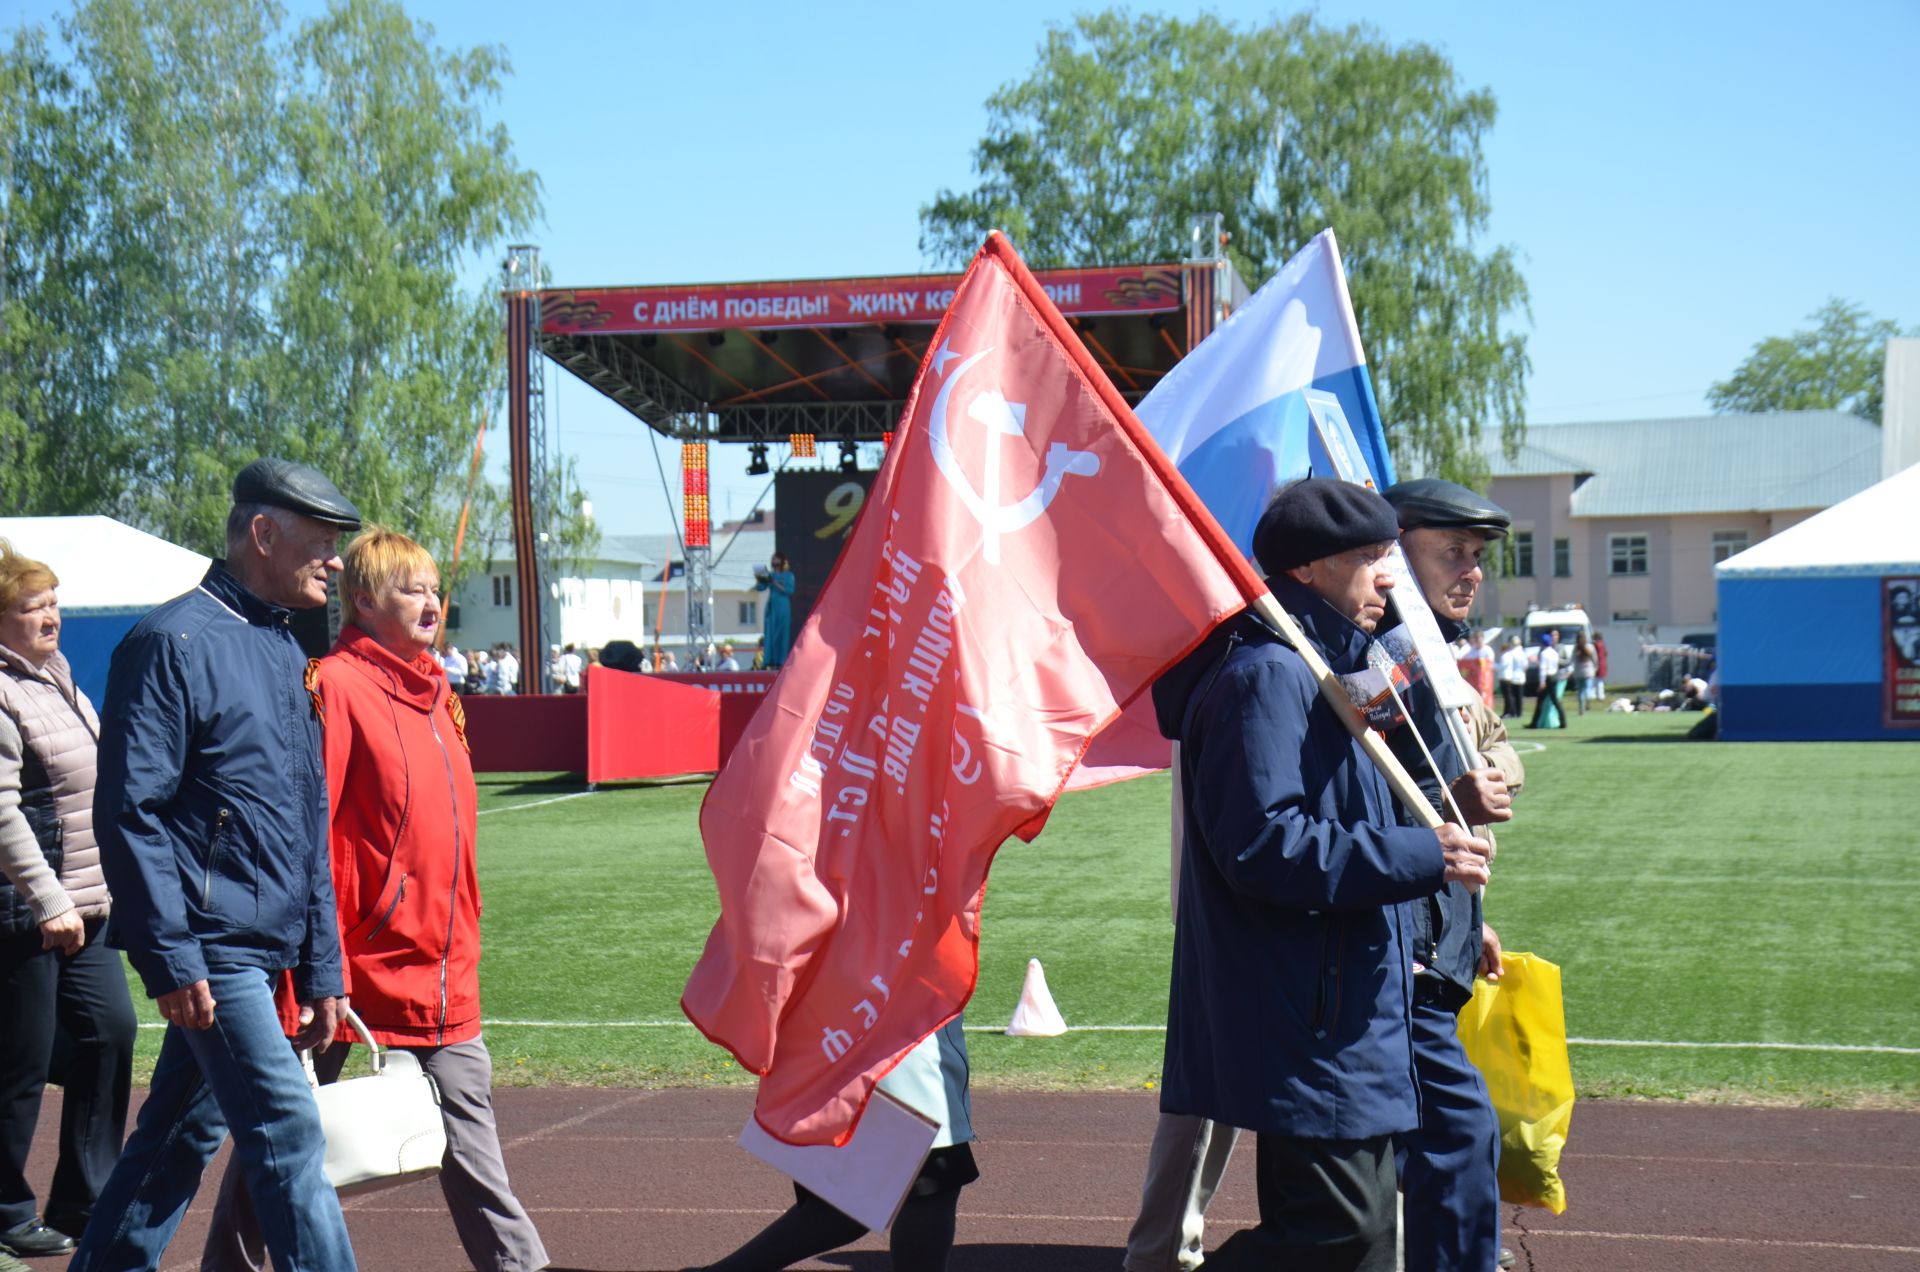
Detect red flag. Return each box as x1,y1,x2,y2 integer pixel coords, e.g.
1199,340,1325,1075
680,233,1265,1145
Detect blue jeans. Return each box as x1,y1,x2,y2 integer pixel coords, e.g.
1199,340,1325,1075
70,966,354,1272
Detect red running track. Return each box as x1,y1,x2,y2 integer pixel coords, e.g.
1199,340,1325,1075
25,1087,1920,1270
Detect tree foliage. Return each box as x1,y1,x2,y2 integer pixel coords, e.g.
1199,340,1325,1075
0,0,592,588
921,11,1530,483
1707,299,1905,425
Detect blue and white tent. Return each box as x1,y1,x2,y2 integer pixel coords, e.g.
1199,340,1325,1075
0,516,210,707
1714,463,1920,741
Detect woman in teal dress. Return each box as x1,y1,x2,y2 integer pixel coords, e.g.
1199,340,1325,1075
755,552,795,669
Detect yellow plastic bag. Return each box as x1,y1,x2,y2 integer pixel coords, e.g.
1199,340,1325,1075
1454,951,1574,1213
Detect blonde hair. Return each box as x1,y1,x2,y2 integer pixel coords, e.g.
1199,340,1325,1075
341,527,437,601
0,539,59,613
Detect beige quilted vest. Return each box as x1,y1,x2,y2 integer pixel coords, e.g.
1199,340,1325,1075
0,644,107,918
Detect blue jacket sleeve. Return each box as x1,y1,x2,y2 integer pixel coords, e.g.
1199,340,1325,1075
1188,656,1446,909
292,834,343,1001
291,674,343,1002
94,628,205,997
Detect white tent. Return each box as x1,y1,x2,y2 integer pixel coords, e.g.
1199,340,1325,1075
1714,463,1920,740
0,515,210,705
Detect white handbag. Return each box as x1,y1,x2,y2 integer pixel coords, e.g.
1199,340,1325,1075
302,1007,448,1195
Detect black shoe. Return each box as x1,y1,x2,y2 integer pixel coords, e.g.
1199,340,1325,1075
0,1219,76,1257
41,1209,88,1242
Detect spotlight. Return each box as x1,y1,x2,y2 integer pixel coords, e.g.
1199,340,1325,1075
839,441,859,473
789,433,816,458
706,331,726,348
747,442,770,476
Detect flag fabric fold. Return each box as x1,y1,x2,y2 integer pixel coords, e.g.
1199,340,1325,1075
681,232,1263,1146
1068,227,1395,786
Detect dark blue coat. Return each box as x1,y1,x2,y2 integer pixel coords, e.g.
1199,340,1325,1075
1153,577,1446,1140
95,563,342,1001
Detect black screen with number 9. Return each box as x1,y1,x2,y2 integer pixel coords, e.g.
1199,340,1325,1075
775,469,876,638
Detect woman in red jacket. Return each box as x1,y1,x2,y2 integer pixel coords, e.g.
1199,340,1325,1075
204,530,546,1272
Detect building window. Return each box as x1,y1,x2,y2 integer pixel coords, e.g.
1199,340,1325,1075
1609,534,1649,576
491,575,513,607
739,599,758,625
1712,530,1750,564
1504,531,1535,578
1553,537,1571,578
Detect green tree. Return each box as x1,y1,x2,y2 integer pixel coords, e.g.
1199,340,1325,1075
0,27,121,518
73,0,290,547
269,0,552,571
1707,298,1905,424
921,11,1529,483
0,0,587,570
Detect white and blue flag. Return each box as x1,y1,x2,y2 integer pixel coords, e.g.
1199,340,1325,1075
1138,228,1396,558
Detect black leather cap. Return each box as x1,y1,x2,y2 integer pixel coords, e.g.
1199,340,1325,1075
231,457,362,529
1253,477,1401,575
1382,478,1510,539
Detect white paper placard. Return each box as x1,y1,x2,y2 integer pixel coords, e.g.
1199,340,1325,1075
737,1090,940,1234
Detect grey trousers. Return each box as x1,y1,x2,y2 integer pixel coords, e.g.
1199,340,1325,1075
200,1036,548,1272
1123,1113,1241,1272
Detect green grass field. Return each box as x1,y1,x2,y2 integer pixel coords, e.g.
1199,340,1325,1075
124,709,1920,1105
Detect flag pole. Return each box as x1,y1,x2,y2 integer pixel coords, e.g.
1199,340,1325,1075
1251,594,1442,830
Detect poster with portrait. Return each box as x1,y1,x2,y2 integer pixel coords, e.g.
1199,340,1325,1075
1886,576,1920,728
775,468,878,636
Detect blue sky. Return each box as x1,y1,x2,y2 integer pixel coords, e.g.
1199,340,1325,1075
10,0,1917,538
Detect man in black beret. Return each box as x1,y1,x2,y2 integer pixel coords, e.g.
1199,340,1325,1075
81,460,361,1270
1382,477,1523,1272
1138,478,1491,1271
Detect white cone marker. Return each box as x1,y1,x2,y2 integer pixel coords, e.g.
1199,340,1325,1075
1005,957,1068,1037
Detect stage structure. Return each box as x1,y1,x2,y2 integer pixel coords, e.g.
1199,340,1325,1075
500,215,1251,673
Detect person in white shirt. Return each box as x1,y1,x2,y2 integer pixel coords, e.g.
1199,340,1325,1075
1528,633,1565,729
492,645,521,695
1496,637,1527,719
442,643,467,689
559,644,584,692
714,642,741,672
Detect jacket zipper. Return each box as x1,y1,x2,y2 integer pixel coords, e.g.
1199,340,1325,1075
364,874,407,940
1308,918,1336,1037
202,808,231,906
426,688,463,1045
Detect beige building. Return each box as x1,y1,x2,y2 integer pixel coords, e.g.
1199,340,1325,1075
1474,411,1881,684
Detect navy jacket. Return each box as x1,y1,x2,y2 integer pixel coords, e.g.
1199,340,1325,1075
1154,577,1447,1139
95,563,342,1001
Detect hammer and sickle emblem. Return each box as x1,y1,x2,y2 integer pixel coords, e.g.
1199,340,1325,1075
926,343,1101,564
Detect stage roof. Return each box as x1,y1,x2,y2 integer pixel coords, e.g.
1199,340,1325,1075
532,258,1247,442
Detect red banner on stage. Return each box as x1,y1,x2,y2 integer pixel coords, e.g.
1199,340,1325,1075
680,232,1263,1147
540,264,1184,336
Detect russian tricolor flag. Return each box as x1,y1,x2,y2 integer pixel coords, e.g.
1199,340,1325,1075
1140,228,1395,556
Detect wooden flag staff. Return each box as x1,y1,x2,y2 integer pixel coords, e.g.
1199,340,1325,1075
1249,592,1444,833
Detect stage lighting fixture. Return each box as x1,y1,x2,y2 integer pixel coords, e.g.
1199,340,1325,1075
682,443,710,547
789,433,816,458
882,431,895,450
706,331,726,347
839,440,859,473
746,442,770,476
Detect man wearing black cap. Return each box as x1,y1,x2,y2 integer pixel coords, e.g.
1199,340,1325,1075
1382,477,1526,1272
1147,478,1492,1271
80,459,362,1271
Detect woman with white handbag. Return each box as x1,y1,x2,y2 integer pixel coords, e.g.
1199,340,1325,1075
203,530,547,1272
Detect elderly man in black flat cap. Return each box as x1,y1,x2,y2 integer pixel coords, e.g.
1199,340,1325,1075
78,459,362,1272
1380,477,1526,1272
1145,478,1492,1272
